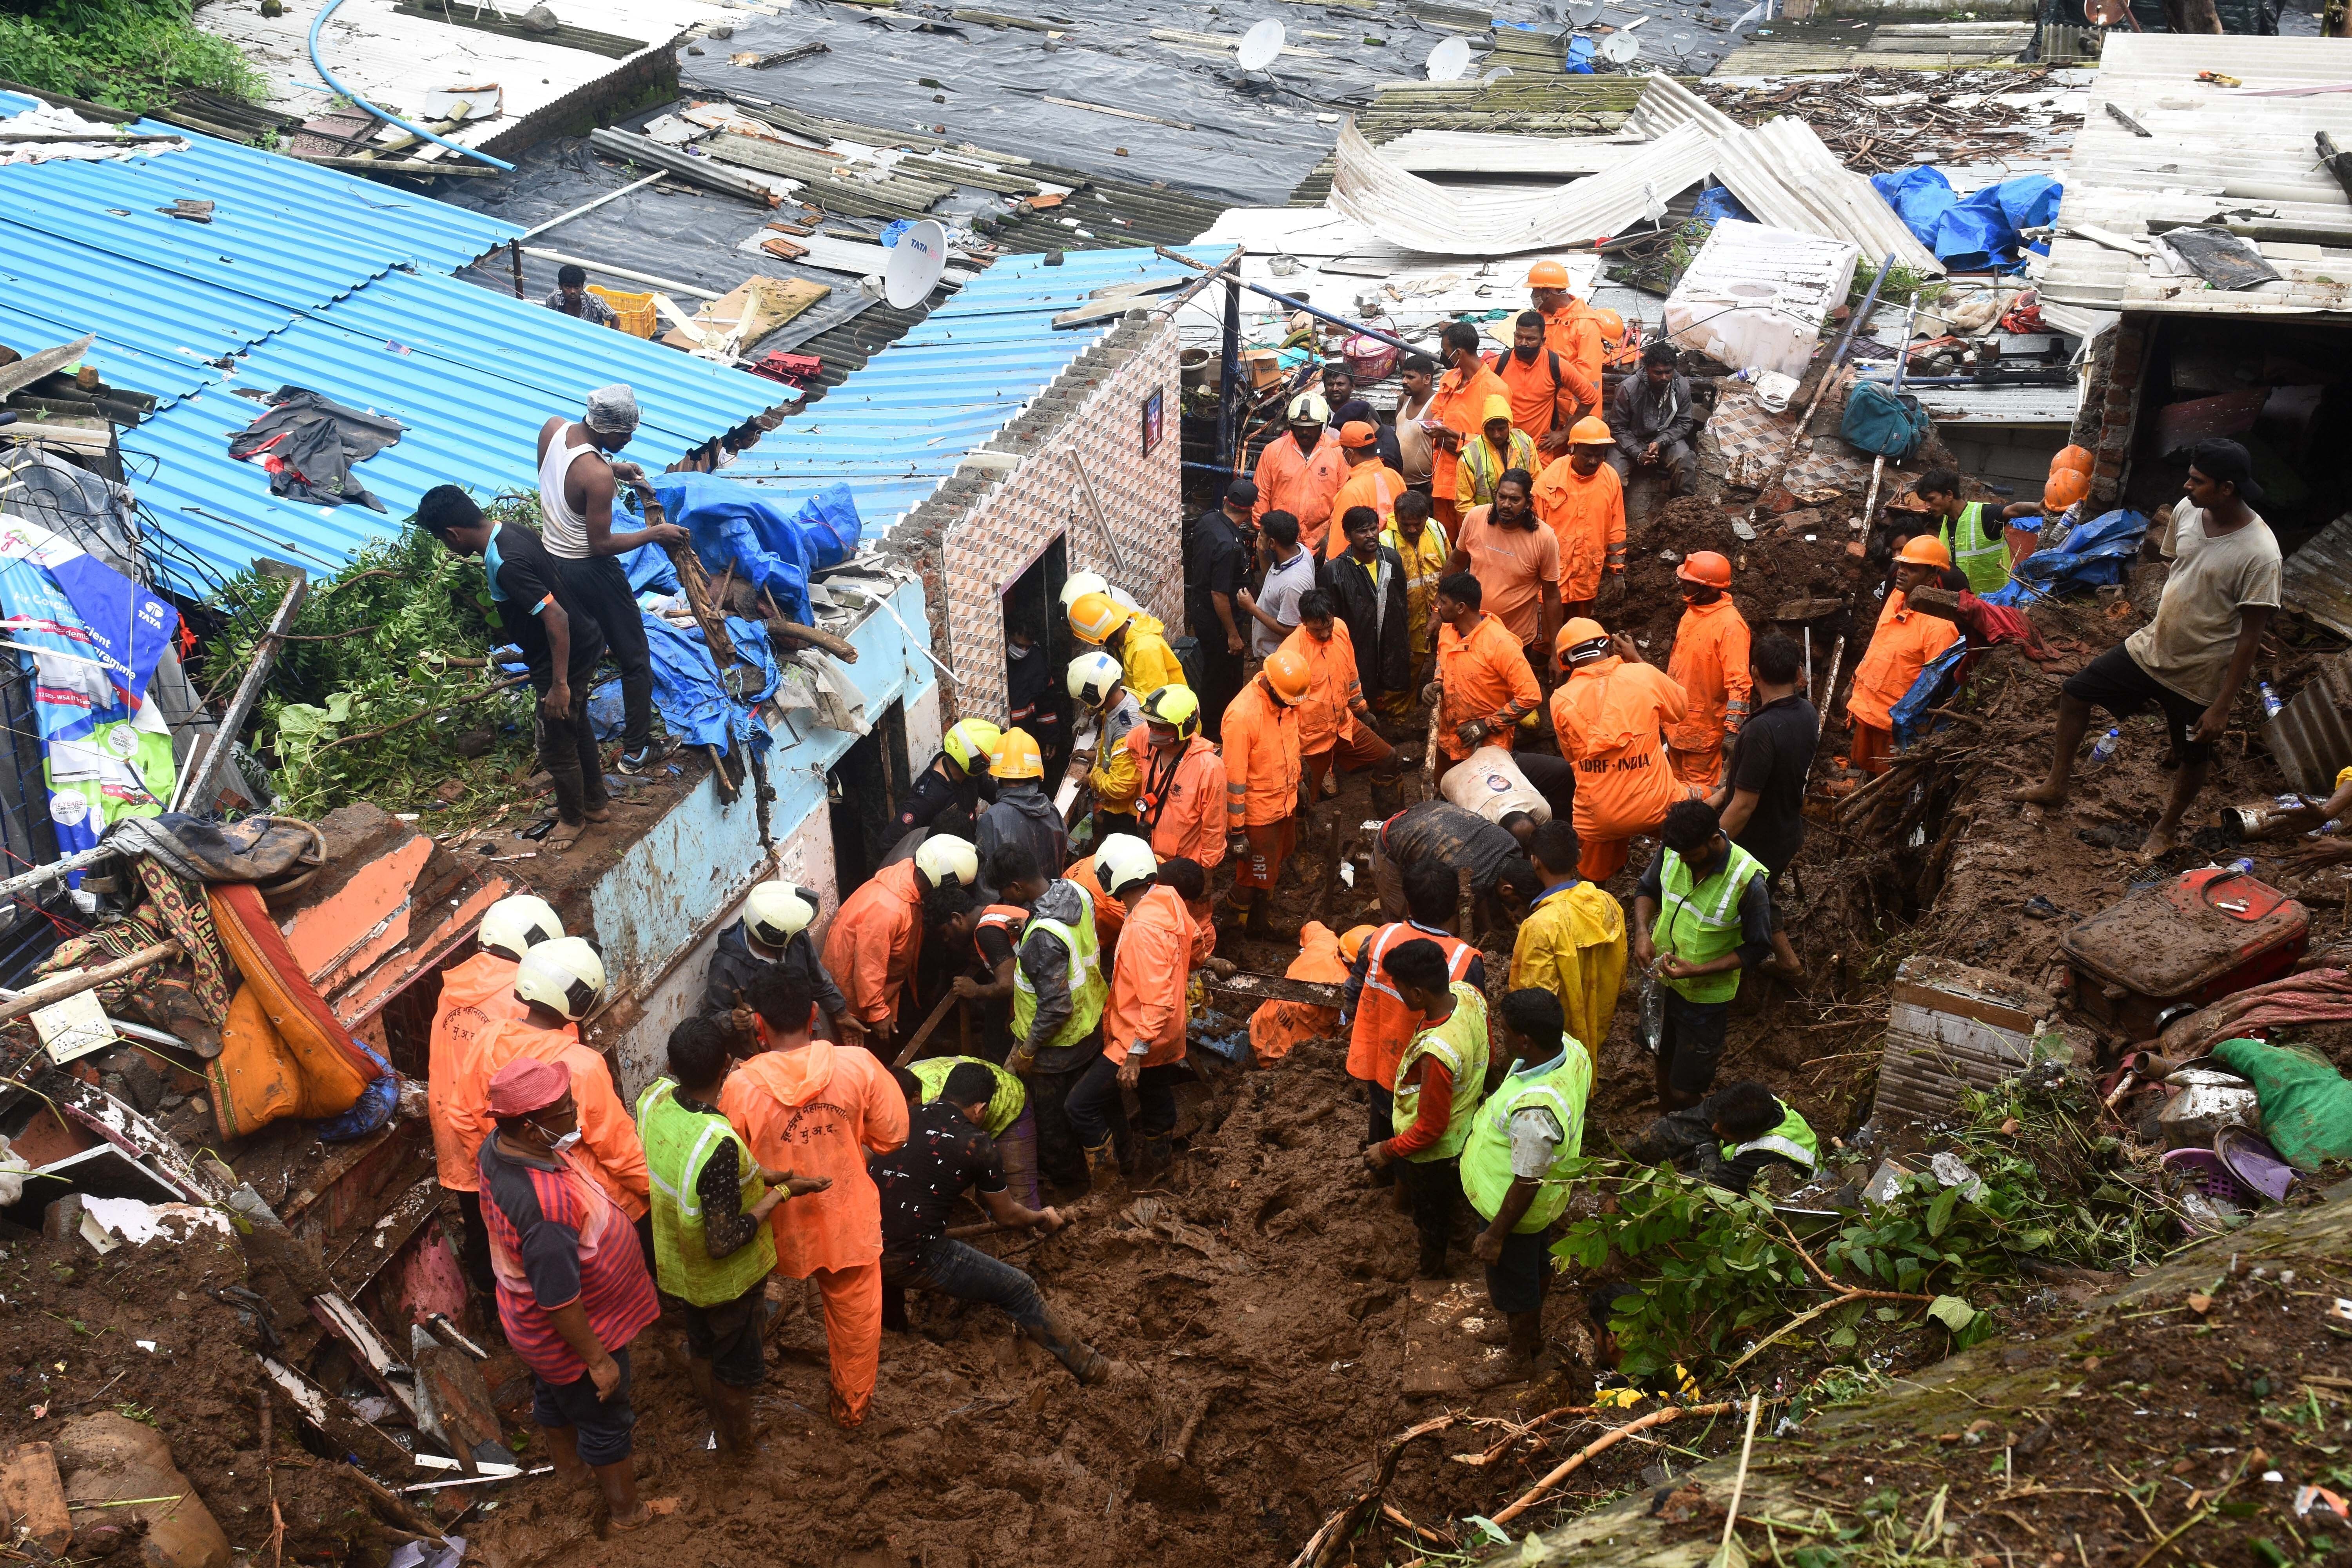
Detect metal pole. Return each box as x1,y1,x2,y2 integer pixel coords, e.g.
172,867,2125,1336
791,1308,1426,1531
1856,295,1923,542
522,171,664,240
0,843,113,906
173,565,307,816
1218,272,1243,475
508,239,525,300
1154,245,1417,357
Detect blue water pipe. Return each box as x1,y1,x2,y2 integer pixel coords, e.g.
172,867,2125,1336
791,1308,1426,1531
305,0,515,170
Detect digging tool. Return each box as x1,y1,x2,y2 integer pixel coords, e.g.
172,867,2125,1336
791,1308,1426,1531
892,989,963,1069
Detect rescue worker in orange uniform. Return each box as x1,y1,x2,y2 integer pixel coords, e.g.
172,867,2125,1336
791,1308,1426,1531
1339,857,1485,1189
1326,421,1407,559
1063,836,1201,1181
1429,570,1541,770
1422,321,1512,528
1847,537,1962,776
1492,309,1592,455
1252,392,1350,554
1552,619,1694,884
821,835,983,1061
1532,416,1626,621
1125,684,1228,870
1282,588,1401,803
721,965,907,1429
1528,260,1604,456
1663,551,1753,789
456,939,650,1231
1221,648,1312,941
1249,922,1370,1066
432,893,562,1292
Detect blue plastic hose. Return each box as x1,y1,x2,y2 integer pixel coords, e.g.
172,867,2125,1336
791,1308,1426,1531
305,0,515,171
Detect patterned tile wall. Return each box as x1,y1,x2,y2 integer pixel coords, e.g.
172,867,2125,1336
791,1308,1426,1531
933,316,1183,724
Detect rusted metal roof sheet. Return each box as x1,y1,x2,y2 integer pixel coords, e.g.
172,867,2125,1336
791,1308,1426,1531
2281,510,2352,642
2264,648,2352,798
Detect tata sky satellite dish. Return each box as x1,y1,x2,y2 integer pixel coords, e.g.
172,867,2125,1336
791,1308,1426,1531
1237,18,1285,69
1426,35,1473,80
1599,28,1641,62
883,218,949,308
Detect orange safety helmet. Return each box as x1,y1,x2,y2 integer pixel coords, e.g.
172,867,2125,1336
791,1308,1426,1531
1555,615,1613,668
1338,924,1376,964
1676,550,1732,588
1526,260,1570,290
2050,443,2094,477
1896,534,1953,568
1593,306,1626,343
1262,647,1313,705
1568,414,1613,446
1067,590,1132,645
2044,466,2091,512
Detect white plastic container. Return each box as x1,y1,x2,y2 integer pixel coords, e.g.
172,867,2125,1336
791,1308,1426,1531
1440,746,1551,825
1664,220,1860,381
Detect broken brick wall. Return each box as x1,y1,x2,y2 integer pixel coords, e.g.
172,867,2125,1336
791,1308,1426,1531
883,309,1182,726
2072,313,2151,510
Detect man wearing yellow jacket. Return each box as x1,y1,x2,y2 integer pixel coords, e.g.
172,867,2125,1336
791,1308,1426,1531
1068,590,1188,702
1507,819,1626,1061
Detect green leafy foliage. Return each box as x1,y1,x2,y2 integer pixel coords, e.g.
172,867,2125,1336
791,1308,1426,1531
0,0,263,118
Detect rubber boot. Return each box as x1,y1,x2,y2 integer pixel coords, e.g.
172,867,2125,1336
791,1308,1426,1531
684,1358,716,1449
1465,1311,1545,1390
1028,1307,1111,1386
1368,774,1401,816
1416,1230,1450,1280
707,1379,758,1458
1135,1133,1173,1181
1082,1138,1120,1192
543,1423,592,1490
593,1457,648,1532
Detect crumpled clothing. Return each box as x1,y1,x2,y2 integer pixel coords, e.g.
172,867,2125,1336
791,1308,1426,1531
104,813,322,885
226,387,404,510
2161,969,2352,1059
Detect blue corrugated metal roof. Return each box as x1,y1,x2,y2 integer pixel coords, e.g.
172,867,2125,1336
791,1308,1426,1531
722,247,1224,530
0,91,785,597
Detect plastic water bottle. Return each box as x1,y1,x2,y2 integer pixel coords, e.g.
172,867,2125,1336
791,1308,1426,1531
2227,858,2256,875
2089,728,2121,766
2308,820,2343,840
2259,682,2284,720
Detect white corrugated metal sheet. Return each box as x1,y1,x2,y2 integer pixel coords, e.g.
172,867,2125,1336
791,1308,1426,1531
1666,219,1859,379
1374,129,1647,176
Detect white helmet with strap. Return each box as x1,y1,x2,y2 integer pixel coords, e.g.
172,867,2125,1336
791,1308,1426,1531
478,893,563,962
744,881,817,948
1066,650,1125,708
915,833,980,889
514,936,607,1021
1094,833,1158,896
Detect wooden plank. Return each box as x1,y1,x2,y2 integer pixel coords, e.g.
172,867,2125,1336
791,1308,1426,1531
389,0,644,56
660,274,831,352
1199,972,1344,1008
1,1443,72,1555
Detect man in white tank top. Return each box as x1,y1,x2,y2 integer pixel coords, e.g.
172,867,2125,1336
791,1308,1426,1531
535,385,689,773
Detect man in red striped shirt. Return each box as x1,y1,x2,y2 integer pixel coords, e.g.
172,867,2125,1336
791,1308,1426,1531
478,1058,659,1532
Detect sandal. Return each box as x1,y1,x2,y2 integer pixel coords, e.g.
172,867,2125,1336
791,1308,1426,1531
545,822,587,853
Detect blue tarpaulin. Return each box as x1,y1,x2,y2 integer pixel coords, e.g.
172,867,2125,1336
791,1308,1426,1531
633,475,862,624
1870,167,2062,272
590,613,781,755
1890,639,1971,748
1692,184,1756,225
1984,507,2150,606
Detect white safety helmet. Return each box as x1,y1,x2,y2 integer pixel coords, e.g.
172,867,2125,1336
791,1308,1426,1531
478,893,563,962
1094,833,1158,897
914,833,980,889
744,881,817,948
1057,572,1138,616
514,936,607,1022
1066,650,1125,709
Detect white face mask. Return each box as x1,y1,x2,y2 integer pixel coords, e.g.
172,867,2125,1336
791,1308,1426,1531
549,1129,583,1154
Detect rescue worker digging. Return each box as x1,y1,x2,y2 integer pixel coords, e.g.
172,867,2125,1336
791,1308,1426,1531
1846,536,1960,777
1361,938,1490,1279
1004,847,1112,1195
1663,551,1752,789
822,835,982,1062
703,880,859,1049
1429,572,1541,775
1283,589,1401,806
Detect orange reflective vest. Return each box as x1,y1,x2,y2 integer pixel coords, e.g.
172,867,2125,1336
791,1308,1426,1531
1067,853,1126,958
1326,459,1408,559
1102,884,1197,1067
1492,347,1579,442
1346,921,1480,1089
1848,592,1959,732
1279,621,1365,755
1252,429,1350,552
821,860,922,1031
973,904,1027,965
1553,657,1689,839
1666,597,1753,751
429,952,521,1193
1127,729,1229,869
1222,677,1301,830
720,1041,907,1278
1249,921,1350,1065
1531,456,1626,603
1435,613,1540,764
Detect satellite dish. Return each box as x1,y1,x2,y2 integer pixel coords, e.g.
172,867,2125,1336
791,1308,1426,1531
1599,28,1641,61
883,218,949,308
1571,0,1604,22
1480,65,1516,82
1426,35,1473,80
1237,18,1285,69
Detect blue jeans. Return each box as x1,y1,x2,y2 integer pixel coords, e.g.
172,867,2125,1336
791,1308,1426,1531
882,1238,1049,1339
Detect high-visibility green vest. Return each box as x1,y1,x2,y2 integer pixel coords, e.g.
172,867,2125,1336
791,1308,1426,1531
1655,841,1767,1005
1459,1051,1591,1233
1938,501,2009,595
1389,982,1490,1162
908,1055,1026,1138
1719,1103,1818,1172
1011,887,1109,1051
635,1078,774,1307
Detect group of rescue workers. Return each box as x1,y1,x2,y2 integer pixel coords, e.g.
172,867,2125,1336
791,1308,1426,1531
418,257,2245,1534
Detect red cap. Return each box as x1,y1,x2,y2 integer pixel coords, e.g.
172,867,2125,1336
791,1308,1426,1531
1339,420,1377,449
487,1056,568,1117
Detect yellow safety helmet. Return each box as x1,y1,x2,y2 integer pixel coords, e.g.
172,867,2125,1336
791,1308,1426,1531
744,881,818,948
990,726,1044,779
1142,684,1201,739
1068,590,1133,646
1094,833,1158,896
478,893,563,962
1262,646,1312,706
514,936,606,1022
915,833,980,889
1066,650,1125,709
942,717,1002,773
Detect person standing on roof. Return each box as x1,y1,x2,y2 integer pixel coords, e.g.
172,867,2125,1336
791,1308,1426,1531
895,718,1002,842
1065,838,1201,1183
1552,619,1693,884
1424,322,1512,528
1065,651,1145,843
1321,506,1412,728
1608,345,1699,499
1221,649,1312,943
1251,392,1350,554
1532,418,1626,623
1632,799,1773,1111
1527,261,1603,456
545,264,619,328
1493,310,1588,457
416,488,609,853
1386,491,1449,722
535,385,689,777
1362,940,1492,1280
1341,858,1485,1192
1283,589,1401,807
1125,686,1228,870
1069,589,1187,704
977,728,1067,883
1845,537,1960,777
1326,423,1406,559
1663,551,1751,790
432,893,563,1294
704,880,861,1051
1456,396,1540,518
1187,479,1256,740
476,1056,658,1531
1507,819,1626,1061
821,836,983,1062
721,967,907,1430
1428,572,1543,773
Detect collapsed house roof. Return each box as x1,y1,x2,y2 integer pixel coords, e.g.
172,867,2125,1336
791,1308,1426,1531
2037,34,2352,322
